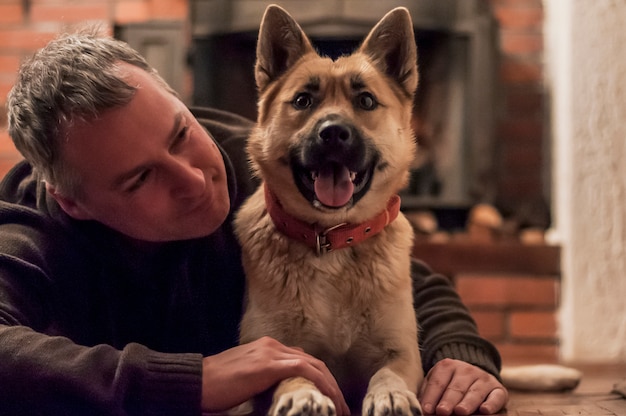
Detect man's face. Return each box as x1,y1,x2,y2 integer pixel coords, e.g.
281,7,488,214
53,62,230,242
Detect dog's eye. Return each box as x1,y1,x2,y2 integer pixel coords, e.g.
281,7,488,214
356,92,377,110
292,93,313,110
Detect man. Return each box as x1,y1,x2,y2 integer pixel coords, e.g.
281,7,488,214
0,31,507,415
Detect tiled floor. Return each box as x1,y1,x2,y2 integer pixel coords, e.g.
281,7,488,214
501,364,626,416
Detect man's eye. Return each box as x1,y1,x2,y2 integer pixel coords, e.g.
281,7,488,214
174,126,189,147
126,170,151,193
292,93,314,110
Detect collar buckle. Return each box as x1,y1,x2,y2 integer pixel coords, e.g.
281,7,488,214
316,222,347,256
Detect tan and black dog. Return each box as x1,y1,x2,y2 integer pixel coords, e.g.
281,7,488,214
234,5,423,415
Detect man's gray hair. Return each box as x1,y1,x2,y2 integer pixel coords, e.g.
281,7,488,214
7,28,174,198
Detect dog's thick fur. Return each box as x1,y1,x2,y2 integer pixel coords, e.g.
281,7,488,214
234,5,423,416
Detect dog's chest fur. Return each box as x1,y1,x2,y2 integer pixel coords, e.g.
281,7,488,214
235,188,415,371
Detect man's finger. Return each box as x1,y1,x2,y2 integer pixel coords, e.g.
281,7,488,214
435,384,472,415
479,387,508,414
419,370,454,414
450,380,490,415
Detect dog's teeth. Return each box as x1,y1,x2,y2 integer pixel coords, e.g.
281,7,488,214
350,171,357,182
313,199,322,208
311,171,319,180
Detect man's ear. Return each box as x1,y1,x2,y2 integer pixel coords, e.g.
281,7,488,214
45,182,93,220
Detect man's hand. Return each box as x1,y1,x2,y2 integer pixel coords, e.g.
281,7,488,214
419,358,508,415
200,336,350,415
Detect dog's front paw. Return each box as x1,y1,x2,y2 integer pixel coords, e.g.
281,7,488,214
362,389,422,416
269,388,336,416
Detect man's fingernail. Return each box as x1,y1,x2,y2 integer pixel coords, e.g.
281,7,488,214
436,403,452,416
422,403,433,414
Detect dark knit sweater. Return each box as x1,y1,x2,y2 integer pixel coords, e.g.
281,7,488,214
0,107,500,415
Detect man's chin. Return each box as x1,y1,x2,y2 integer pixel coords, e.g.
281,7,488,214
124,219,226,243
184,203,230,239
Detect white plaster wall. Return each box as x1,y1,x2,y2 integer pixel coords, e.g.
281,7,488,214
545,0,626,362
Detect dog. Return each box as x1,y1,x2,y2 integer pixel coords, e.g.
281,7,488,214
234,5,423,416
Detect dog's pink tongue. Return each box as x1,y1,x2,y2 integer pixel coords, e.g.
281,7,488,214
314,165,354,207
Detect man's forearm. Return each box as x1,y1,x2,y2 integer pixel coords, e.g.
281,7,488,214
0,325,203,415
411,259,502,378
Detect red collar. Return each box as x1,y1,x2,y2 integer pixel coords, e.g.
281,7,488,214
264,185,401,255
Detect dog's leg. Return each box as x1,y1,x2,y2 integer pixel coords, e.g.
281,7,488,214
361,287,423,416
363,367,422,416
269,377,335,416
361,263,423,415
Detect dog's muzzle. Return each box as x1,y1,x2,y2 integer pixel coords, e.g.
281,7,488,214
291,116,378,209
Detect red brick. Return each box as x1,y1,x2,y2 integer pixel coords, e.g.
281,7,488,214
0,3,24,25
0,130,18,155
470,310,506,340
510,311,557,339
0,80,16,107
500,133,543,152
30,3,109,23
115,0,149,24
0,157,22,180
498,175,542,189
500,145,543,172
496,160,542,180
497,119,543,143
489,0,543,9
496,173,543,191
493,7,543,30
456,274,559,308
0,54,21,75
0,29,57,51
149,0,187,20
499,169,544,184
499,59,543,84
506,91,543,116
496,176,543,199
501,32,543,56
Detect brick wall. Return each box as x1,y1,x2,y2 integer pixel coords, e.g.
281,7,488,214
414,241,561,364
0,0,188,179
489,0,547,219
458,273,559,364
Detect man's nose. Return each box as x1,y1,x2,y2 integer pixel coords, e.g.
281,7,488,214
169,158,206,199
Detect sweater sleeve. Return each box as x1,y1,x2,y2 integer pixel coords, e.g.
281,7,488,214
0,325,202,416
411,258,502,380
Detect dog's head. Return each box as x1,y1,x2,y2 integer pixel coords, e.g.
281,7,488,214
248,5,418,225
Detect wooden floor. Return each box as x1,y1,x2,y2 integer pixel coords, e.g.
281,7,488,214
204,364,626,416
501,364,626,416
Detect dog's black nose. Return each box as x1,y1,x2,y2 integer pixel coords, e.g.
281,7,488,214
318,121,353,146
303,118,366,169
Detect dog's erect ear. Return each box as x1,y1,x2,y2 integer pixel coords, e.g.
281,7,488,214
359,7,418,97
255,5,315,92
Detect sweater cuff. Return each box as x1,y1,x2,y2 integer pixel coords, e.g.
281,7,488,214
432,342,502,382
122,343,203,416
